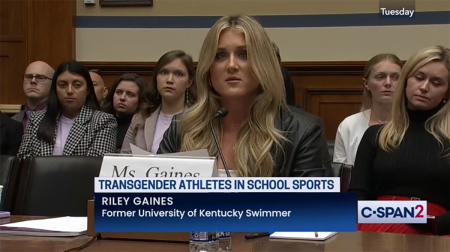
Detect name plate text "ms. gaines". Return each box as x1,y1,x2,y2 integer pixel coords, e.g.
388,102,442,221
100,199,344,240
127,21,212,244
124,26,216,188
98,155,217,178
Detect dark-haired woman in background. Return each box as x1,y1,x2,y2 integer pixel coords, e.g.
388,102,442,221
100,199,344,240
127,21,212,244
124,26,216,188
17,61,117,157
121,50,196,154
103,73,148,152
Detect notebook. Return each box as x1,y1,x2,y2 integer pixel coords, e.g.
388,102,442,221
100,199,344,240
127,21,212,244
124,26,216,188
270,232,338,241
0,216,87,237
0,211,10,219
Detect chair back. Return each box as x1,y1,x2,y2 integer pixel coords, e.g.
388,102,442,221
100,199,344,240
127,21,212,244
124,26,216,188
0,155,21,211
14,156,103,216
329,162,353,192
330,162,343,178
341,164,352,193
327,141,335,160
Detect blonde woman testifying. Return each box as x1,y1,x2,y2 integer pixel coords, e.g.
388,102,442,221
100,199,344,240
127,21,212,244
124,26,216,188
121,50,197,154
158,15,331,177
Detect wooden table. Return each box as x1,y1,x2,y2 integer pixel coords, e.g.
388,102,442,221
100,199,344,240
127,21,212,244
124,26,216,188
0,216,449,251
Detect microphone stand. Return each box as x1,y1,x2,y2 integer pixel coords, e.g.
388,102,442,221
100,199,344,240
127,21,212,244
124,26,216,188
210,119,231,177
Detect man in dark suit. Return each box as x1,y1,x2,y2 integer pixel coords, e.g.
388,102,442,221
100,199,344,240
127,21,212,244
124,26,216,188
272,42,296,106
0,112,23,156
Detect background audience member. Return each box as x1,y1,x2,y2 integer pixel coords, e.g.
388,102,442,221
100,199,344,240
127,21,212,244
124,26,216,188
103,73,148,152
272,42,296,106
89,69,108,105
333,54,402,165
12,61,54,132
121,50,196,154
158,15,330,177
348,45,450,236
17,61,117,157
0,112,23,156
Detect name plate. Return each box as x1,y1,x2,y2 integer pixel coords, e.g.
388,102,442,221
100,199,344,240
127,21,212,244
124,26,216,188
99,154,217,178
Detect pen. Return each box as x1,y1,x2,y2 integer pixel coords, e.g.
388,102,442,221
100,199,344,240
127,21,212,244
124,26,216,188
314,232,318,238
244,232,270,239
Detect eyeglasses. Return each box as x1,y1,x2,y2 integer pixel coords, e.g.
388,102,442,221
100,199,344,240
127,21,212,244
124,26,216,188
23,74,52,82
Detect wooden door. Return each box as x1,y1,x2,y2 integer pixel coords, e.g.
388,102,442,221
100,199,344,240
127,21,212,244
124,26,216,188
0,0,27,105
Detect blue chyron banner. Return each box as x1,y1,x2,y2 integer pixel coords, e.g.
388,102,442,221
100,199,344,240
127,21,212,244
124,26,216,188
94,192,357,232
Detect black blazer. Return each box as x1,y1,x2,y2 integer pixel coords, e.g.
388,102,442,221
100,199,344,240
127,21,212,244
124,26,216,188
0,113,23,156
281,66,296,106
158,106,331,177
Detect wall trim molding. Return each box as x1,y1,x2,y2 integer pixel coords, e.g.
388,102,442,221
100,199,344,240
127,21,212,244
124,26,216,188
0,104,21,114
75,11,450,29
82,61,368,76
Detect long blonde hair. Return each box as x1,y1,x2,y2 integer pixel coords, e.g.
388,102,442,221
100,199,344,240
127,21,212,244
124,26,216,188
378,45,450,152
178,15,287,177
361,54,403,111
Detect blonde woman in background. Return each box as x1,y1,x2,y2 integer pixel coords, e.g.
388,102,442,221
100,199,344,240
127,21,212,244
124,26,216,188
333,54,402,165
121,50,197,154
158,15,331,177
349,45,450,236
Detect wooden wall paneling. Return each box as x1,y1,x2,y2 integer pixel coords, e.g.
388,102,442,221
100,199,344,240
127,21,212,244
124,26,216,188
26,0,76,69
0,0,76,108
0,0,26,42
302,76,364,140
81,61,367,139
0,0,27,105
309,91,363,140
287,62,366,140
83,62,154,89
0,43,27,104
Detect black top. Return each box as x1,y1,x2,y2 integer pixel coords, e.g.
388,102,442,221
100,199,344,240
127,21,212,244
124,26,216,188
158,106,332,177
281,66,296,106
0,113,23,156
116,114,133,152
348,106,450,235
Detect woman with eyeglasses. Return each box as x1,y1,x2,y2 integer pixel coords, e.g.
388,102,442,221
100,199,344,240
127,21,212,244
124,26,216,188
17,61,117,157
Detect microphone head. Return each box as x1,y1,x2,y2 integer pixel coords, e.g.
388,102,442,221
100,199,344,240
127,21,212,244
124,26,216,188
212,108,229,119
217,108,228,118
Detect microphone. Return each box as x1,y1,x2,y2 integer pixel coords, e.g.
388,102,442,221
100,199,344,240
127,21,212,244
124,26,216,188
212,108,228,119
210,108,231,177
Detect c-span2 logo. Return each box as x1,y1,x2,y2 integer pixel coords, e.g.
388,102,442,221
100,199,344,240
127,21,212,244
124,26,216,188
358,201,427,224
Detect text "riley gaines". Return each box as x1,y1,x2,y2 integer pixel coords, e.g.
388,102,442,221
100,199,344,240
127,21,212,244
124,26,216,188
380,8,415,18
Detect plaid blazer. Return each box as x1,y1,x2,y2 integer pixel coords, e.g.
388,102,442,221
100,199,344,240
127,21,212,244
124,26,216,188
17,105,117,158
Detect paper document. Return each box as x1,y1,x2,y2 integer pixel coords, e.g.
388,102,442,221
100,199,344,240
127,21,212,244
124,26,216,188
130,144,155,155
159,149,209,157
0,211,10,219
0,216,87,237
130,143,210,158
270,232,338,241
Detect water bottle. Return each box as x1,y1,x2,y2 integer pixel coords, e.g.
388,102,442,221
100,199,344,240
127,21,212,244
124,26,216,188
217,232,232,251
189,232,219,252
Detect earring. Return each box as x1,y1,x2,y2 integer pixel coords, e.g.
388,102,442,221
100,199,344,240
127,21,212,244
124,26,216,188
185,89,189,103
156,92,160,100
209,79,213,86
443,99,447,104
